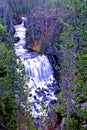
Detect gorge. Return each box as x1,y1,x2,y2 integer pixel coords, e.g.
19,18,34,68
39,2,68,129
14,17,57,117
0,0,87,129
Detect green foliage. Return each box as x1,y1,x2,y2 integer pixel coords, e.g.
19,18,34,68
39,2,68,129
0,43,17,130
0,23,5,39
67,42,74,49
5,33,14,49
0,42,33,130
0,92,17,130
75,52,87,102
67,117,82,130
45,0,71,8
57,0,87,129
56,92,67,117
23,111,37,130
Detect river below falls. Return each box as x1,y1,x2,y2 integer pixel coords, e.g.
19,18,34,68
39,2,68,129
14,17,57,118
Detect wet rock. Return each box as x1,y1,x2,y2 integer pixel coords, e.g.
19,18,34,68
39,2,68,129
35,109,39,113
29,94,32,97
47,84,53,88
54,89,60,95
47,54,60,81
34,95,37,100
47,93,50,96
34,104,36,108
50,99,57,105
36,89,45,97
13,16,22,25
42,88,49,93
36,99,40,104
14,37,20,43
36,91,42,97
35,117,42,128
43,96,49,102
24,21,27,28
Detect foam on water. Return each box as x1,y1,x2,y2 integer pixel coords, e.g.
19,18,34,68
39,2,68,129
14,18,57,117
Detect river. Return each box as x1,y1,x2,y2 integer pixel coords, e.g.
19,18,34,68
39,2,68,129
14,17,57,118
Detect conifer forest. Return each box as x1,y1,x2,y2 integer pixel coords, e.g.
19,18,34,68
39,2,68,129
0,0,87,130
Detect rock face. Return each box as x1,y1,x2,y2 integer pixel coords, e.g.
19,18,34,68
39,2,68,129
13,36,20,43
25,16,63,55
42,111,62,130
10,26,15,35
13,16,22,25
47,54,60,80
26,38,41,52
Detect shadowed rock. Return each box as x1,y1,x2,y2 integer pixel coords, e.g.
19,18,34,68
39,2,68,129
42,111,62,130
14,37,20,43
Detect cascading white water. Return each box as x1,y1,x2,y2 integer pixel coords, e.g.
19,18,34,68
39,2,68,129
14,17,56,117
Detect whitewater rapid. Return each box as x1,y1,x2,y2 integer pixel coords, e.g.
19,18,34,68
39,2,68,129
14,17,57,117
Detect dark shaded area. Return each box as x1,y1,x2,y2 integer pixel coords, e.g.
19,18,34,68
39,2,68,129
0,67,7,77
13,37,20,43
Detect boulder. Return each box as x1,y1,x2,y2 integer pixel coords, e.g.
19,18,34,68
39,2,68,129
14,37,20,43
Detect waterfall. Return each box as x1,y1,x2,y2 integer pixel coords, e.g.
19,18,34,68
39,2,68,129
14,18,57,117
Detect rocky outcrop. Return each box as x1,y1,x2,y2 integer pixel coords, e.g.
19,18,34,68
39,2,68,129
34,99,62,130
26,37,41,52
25,16,63,55
47,54,61,83
42,111,62,130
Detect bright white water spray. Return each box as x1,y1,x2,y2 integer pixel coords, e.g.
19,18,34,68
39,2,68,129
14,17,57,117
